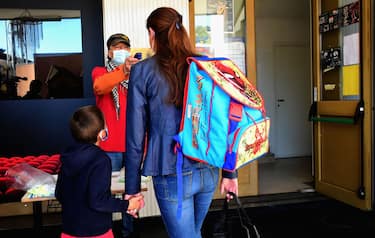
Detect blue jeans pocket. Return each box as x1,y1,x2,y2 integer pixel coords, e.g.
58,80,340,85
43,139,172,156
153,171,193,202
204,165,219,192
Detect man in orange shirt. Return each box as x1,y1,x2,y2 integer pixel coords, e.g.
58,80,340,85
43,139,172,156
92,33,139,238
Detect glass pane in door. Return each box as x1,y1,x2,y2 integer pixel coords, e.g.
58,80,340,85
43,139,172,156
319,0,360,101
194,0,247,74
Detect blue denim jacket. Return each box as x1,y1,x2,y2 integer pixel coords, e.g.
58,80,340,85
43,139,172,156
125,56,237,195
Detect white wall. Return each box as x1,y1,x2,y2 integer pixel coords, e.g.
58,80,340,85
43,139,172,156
102,0,189,51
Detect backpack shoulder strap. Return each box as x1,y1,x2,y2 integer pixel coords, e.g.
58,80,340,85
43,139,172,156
187,56,265,114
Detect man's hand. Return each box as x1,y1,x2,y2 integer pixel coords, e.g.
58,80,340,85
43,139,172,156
123,56,140,75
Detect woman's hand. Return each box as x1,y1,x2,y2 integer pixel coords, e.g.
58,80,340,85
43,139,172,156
220,178,238,201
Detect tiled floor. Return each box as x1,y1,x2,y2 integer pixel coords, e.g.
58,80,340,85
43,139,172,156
258,156,314,195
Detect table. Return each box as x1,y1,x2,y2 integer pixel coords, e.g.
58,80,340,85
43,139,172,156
21,173,148,231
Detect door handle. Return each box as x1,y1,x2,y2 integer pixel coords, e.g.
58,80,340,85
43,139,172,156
277,99,285,107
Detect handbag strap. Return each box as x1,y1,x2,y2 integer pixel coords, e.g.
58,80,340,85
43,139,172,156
226,192,261,238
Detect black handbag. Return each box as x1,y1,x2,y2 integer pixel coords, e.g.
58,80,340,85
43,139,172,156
212,192,261,238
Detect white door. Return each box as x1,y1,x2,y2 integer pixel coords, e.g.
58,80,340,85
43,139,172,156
274,45,312,158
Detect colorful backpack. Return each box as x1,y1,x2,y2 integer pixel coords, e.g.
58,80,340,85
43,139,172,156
174,56,270,172
173,56,270,218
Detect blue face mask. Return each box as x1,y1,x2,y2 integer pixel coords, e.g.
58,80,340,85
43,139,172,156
112,49,130,65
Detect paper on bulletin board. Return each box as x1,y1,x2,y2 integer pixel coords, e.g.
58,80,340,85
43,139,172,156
342,64,359,96
343,33,359,66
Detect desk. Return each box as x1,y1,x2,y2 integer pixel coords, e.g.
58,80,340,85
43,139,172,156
21,174,149,231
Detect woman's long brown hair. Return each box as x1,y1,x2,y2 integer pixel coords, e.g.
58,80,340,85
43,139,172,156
146,7,196,107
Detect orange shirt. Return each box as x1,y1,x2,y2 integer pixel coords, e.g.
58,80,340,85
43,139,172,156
92,65,128,152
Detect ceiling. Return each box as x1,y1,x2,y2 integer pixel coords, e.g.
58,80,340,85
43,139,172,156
0,9,80,20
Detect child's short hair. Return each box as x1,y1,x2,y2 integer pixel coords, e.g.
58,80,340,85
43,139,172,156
70,105,105,144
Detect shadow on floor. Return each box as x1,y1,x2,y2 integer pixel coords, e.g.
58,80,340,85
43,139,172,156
1,197,375,238
204,198,375,238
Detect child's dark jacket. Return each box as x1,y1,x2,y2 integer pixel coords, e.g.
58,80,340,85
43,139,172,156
55,143,128,236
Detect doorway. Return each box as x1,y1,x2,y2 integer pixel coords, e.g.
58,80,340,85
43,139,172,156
255,0,313,195
258,44,313,195
191,0,314,197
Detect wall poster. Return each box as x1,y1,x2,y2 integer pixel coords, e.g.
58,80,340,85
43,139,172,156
318,1,360,33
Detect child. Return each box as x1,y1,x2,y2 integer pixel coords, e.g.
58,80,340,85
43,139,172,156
55,105,142,238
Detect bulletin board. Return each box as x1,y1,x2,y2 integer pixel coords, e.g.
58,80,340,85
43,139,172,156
318,0,360,101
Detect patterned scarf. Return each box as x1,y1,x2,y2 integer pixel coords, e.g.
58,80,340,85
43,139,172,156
106,60,129,119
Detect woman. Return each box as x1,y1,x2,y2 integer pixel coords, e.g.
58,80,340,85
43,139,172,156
125,7,238,238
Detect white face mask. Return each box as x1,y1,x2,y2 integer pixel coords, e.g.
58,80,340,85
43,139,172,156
112,49,130,65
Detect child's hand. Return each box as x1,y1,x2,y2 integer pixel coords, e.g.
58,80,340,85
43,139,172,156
127,194,144,218
124,192,145,209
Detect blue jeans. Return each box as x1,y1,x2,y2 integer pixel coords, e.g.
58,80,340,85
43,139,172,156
153,163,219,238
106,152,133,237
